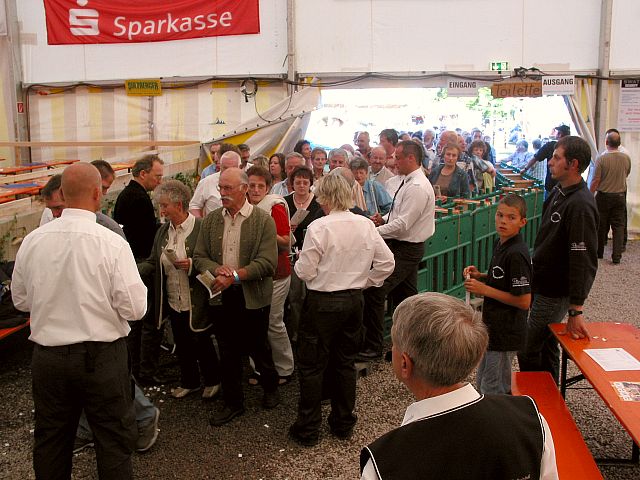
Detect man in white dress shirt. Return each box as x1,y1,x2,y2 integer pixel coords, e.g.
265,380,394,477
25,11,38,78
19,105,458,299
12,163,148,479
189,151,241,217
288,174,395,446
359,140,435,361
360,293,558,480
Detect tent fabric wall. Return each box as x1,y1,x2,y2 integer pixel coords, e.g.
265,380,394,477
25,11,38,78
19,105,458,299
17,0,288,83
26,82,290,164
0,38,15,163
605,84,640,238
295,0,601,75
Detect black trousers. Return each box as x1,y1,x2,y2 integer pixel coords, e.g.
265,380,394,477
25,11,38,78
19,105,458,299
127,285,162,379
293,289,362,439
596,191,626,262
216,286,278,408
169,308,221,389
32,338,136,480
361,240,424,353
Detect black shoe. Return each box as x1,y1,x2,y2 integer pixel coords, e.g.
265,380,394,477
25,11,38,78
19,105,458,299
209,405,245,426
262,390,280,409
288,425,319,447
612,259,621,264
356,349,382,362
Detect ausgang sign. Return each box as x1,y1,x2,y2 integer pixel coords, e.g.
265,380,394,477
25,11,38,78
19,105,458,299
541,75,576,96
491,81,542,98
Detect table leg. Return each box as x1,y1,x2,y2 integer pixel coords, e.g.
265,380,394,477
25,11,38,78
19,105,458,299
560,347,568,398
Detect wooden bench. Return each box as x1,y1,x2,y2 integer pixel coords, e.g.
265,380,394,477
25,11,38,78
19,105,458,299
0,319,30,341
512,371,603,479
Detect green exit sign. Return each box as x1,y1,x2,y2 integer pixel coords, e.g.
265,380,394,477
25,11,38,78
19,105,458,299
490,61,509,71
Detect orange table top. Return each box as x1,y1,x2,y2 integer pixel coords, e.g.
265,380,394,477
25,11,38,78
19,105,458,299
0,163,48,175
551,322,640,446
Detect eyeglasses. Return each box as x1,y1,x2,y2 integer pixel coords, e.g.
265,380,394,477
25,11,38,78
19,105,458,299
217,183,245,192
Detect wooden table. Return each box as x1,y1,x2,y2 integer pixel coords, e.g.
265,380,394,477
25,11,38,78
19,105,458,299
0,163,48,175
0,183,41,203
550,322,640,463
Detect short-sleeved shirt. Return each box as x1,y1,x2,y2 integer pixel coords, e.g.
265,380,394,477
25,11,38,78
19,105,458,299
483,233,532,351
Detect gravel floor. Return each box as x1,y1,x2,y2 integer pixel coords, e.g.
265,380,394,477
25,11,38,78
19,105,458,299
0,240,638,479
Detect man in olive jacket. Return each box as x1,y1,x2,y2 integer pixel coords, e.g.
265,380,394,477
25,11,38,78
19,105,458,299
193,168,280,426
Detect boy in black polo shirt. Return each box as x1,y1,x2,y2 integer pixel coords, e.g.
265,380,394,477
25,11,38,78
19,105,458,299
464,194,532,394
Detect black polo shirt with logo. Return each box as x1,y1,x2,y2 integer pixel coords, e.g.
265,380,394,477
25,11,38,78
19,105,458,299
483,233,532,351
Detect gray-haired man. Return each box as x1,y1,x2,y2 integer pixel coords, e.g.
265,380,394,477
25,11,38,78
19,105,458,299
361,293,558,480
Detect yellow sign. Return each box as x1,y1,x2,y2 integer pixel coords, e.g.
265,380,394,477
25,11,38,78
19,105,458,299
125,79,162,96
491,81,542,98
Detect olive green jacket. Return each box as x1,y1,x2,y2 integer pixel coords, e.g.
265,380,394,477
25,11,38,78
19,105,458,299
138,218,211,332
193,206,277,310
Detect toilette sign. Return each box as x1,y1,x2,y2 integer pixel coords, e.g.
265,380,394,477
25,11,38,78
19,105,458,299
43,0,260,45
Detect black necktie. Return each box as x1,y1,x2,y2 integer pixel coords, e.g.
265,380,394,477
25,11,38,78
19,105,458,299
388,179,405,219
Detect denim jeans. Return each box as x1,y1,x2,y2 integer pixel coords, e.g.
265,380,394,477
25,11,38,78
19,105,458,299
477,350,516,394
517,294,570,383
77,383,156,441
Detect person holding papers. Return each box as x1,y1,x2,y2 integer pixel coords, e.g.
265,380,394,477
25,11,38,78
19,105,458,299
138,180,222,400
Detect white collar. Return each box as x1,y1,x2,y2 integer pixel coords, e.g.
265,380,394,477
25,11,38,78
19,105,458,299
401,383,482,426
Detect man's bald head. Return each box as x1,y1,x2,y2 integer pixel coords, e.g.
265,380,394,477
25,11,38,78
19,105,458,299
61,163,101,211
220,151,242,172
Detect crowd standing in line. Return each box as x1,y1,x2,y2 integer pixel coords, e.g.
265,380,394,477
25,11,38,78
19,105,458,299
13,121,626,477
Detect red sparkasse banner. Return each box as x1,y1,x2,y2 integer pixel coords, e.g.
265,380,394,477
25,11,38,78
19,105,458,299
43,0,260,45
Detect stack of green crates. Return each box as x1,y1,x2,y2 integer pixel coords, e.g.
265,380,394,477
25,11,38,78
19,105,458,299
382,175,544,340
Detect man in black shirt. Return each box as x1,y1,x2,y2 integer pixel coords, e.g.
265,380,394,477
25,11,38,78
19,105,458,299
522,124,570,196
518,136,598,382
114,155,165,384
113,155,163,260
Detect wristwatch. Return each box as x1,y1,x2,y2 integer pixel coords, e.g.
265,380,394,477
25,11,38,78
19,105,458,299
568,309,583,317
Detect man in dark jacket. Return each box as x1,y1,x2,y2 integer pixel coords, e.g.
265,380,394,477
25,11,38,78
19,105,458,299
518,136,598,382
113,155,165,384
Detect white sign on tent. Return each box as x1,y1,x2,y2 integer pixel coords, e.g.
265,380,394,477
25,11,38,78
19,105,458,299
618,79,640,132
542,75,576,96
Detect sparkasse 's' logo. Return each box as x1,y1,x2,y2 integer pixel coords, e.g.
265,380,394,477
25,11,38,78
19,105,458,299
69,0,100,36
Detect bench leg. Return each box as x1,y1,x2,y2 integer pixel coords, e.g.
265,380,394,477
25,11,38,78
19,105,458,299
560,348,568,398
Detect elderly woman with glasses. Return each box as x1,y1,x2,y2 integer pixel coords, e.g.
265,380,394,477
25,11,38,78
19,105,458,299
138,180,221,400
349,157,392,216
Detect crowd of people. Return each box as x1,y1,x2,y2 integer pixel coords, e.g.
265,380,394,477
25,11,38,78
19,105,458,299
13,121,632,479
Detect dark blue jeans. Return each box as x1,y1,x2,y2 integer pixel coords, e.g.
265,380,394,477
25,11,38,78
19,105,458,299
293,289,363,440
518,294,570,382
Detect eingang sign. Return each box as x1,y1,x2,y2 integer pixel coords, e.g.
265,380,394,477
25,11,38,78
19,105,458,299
43,0,260,45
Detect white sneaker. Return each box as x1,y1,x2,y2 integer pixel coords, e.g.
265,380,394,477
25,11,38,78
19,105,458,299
171,386,201,399
202,384,221,399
